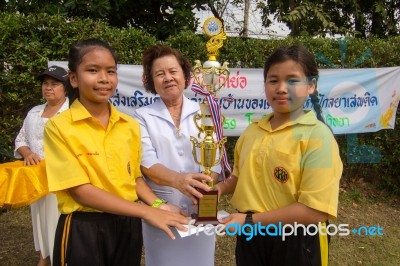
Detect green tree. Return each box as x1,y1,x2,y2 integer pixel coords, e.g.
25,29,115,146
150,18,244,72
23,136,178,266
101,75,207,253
256,0,400,37
105,0,208,40
0,0,210,40
351,0,400,38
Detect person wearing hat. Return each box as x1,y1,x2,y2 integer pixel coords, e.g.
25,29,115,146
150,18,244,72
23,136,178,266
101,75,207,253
14,65,69,266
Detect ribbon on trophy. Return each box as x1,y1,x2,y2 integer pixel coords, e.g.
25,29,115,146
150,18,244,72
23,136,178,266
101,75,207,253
191,82,232,178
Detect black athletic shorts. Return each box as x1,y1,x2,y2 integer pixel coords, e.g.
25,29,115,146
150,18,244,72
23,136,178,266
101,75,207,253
53,212,142,266
235,222,330,266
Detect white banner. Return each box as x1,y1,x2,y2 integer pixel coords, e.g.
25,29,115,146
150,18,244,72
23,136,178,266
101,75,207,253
50,62,400,136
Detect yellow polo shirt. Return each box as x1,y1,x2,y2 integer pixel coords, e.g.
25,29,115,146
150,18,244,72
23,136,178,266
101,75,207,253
44,100,142,214
230,111,342,219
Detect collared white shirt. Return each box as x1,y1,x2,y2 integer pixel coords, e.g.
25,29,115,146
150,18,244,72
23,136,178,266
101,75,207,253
134,96,220,208
14,98,69,159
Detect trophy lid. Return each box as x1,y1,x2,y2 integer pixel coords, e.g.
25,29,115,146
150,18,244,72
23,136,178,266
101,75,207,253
202,17,226,61
203,17,223,37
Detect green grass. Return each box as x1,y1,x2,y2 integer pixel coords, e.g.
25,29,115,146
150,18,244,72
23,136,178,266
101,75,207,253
214,179,400,266
1,178,399,266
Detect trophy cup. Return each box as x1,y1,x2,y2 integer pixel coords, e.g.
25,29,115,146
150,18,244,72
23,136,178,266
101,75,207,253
190,17,230,225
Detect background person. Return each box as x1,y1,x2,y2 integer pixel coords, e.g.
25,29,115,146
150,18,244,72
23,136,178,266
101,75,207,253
14,65,69,266
134,44,220,266
218,45,343,266
44,39,188,266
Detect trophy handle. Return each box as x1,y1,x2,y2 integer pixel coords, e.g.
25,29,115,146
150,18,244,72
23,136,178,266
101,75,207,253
213,62,230,94
190,136,202,165
214,137,227,165
193,61,203,84
193,113,204,138
221,114,226,125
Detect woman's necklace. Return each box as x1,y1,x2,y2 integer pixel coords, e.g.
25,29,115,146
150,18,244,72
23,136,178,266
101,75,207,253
168,108,182,136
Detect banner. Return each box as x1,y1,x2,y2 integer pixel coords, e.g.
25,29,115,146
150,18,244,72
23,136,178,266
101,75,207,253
50,61,400,136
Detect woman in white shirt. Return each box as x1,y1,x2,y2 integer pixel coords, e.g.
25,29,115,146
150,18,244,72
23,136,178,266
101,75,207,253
134,45,220,266
14,66,69,266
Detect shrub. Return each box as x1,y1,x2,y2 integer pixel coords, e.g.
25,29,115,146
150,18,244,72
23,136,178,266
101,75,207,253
1,12,399,194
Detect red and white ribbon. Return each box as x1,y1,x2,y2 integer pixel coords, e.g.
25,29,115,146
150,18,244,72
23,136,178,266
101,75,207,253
191,82,232,178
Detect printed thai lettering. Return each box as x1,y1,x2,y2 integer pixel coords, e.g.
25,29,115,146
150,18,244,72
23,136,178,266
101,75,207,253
223,70,247,89
244,113,254,124
325,114,350,127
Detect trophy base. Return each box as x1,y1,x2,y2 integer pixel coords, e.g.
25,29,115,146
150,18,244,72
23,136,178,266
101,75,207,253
192,188,219,225
191,219,219,226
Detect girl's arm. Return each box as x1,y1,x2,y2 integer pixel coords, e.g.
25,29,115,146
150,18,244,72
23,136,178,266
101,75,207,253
217,176,327,225
68,183,188,239
253,202,328,224
135,176,159,206
135,176,183,214
215,175,238,198
220,202,328,226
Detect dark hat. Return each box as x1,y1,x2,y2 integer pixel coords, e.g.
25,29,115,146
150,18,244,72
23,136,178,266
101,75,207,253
37,65,68,82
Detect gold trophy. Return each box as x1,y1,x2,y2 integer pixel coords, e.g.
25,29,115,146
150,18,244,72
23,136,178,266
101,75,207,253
190,17,230,224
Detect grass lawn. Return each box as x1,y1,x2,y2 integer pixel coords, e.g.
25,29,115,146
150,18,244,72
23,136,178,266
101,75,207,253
214,177,400,266
1,177,399,265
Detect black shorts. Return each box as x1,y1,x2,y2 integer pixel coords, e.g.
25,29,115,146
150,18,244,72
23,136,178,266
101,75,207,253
53,212,142,266
235,222,330,266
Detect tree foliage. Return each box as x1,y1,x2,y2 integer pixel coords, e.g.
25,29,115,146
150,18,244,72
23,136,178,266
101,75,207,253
0,9,399,194
0,0,209,40
256,0,400,38
2,0,399,38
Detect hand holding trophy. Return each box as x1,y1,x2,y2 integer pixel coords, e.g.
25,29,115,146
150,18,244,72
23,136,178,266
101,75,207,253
190,17,231,225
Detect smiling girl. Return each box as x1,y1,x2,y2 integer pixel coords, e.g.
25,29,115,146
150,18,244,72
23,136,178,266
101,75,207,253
218,45,343,266
44,39,188,266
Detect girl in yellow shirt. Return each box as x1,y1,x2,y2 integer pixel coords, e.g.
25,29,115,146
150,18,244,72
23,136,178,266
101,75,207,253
217,45,343,266
44,38,188,266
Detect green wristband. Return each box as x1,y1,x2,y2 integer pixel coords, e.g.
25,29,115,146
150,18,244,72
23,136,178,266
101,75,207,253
151,198,167,208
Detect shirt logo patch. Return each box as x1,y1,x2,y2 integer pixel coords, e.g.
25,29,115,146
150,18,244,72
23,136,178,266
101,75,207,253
127,162,131,175
274,166,289,183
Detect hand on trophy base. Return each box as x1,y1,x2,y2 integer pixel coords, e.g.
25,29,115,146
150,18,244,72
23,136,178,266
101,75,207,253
191,188,219,225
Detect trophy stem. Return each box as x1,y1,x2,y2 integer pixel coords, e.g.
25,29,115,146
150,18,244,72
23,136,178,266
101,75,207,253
190,16,230,225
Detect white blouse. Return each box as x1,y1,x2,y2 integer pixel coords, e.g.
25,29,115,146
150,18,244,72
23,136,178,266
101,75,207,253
134,96,221,209
14,99,69,159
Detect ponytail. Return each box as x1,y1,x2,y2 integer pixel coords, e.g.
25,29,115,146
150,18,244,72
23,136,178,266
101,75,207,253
310,89,324,123
66,79,79,107
310,88,333,132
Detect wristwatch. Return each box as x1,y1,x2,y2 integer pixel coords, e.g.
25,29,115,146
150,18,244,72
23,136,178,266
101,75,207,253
151,198,167,208
245,213,254,225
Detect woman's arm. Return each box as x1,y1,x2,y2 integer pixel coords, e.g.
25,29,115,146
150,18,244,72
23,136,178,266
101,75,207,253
141,164,212,204
135,108,217,204
16,146,41,166
14,112,41,165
